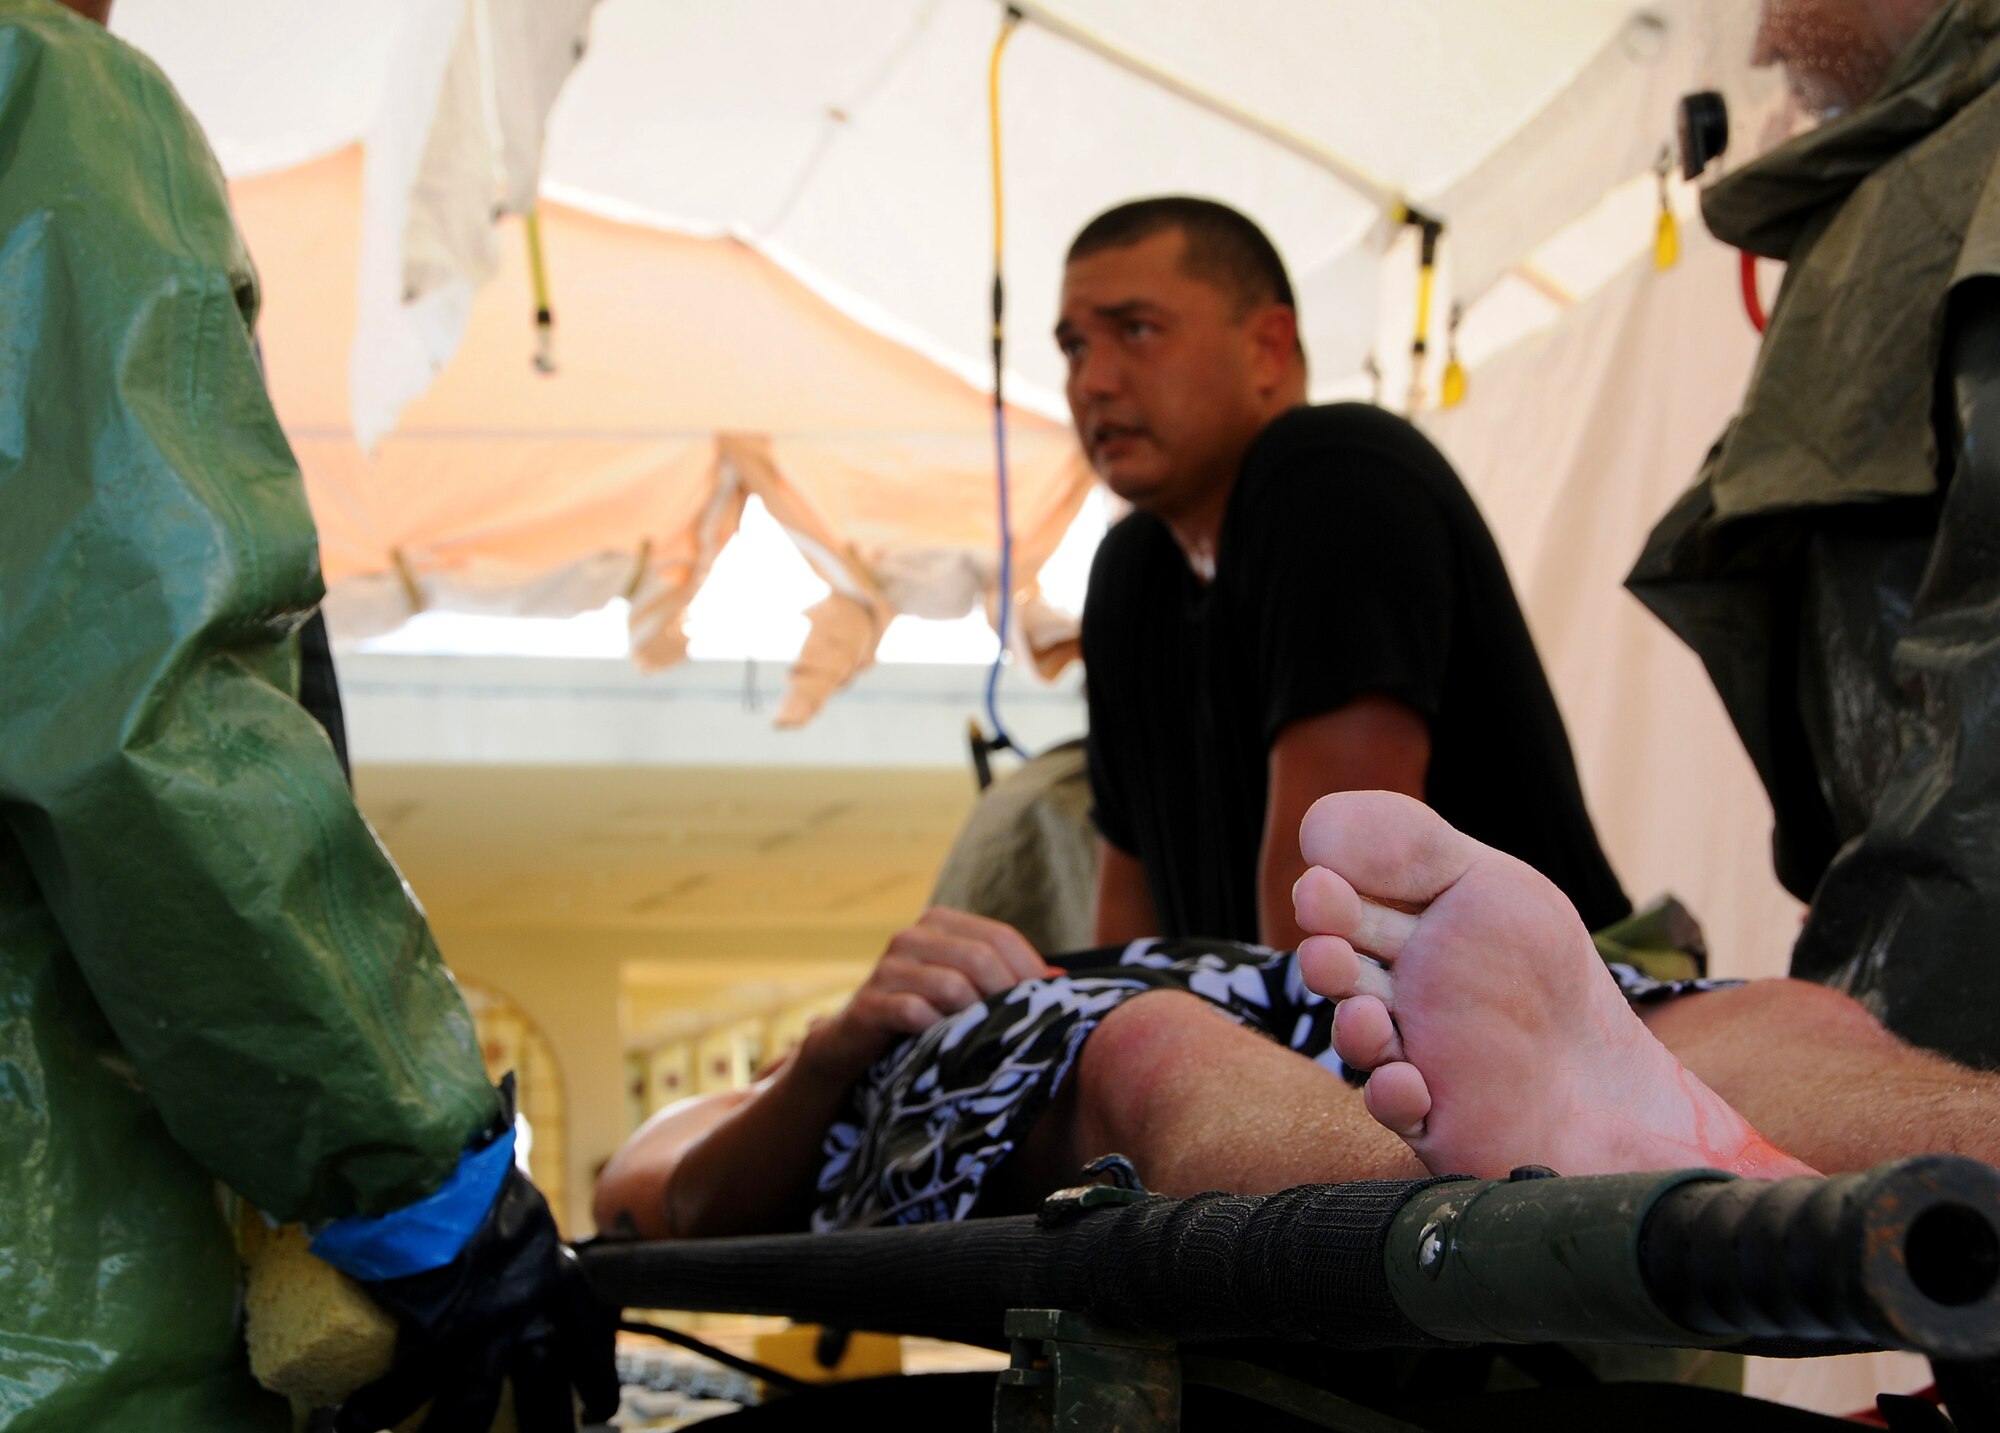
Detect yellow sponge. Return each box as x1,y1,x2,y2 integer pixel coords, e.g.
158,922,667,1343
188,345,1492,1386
237,1214,523,1433
239,1217,398,1408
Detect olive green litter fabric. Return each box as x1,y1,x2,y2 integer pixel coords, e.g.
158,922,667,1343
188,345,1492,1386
0,3,497,1426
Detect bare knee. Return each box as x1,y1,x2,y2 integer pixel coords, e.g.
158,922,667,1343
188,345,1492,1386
1074,991,1230,1151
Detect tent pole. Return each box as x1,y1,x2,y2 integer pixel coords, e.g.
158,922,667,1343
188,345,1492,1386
1006,0,1403,215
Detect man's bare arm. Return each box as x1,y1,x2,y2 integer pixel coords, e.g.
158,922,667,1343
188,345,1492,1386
1259,695,1431,949
1092,839,1160,946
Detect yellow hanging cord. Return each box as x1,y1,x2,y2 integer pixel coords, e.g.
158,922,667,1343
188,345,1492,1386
1653,146,1680,272
990,12,1020,293
1440,301,1467,409
524,206,556,374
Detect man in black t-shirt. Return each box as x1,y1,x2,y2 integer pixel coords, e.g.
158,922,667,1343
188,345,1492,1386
1061,198,1627,949
600,189,2000,1232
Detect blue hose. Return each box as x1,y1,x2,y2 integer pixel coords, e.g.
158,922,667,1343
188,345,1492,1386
985,389,1019,755
984,11,1025,762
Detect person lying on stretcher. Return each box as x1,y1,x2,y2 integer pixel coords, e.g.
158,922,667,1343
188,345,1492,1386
595,792,2000,1240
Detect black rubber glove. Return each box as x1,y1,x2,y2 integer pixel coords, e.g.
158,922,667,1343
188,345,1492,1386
335,1139,620,1432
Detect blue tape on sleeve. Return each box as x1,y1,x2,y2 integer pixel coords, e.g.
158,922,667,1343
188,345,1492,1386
310,1127,516,1282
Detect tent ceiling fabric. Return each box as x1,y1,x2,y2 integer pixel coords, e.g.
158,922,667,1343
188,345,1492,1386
111,0,1780,722
349,0,600,449
117,0,1715,410
233,149,1094,725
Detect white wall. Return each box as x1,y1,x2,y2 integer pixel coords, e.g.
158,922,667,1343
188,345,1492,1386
339,653,1086,769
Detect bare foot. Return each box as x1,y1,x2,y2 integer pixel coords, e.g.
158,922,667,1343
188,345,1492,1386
1291,791,1814,1181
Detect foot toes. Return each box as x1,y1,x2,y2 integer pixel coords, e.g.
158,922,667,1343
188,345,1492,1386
1295,872,1420,963
1292,866,1363,939
1361,1061,1432,1139
1298,937,1396,1004
1298,790,1482,910
1332,995,1404,1070
1297,934,1359,996
1349,901,1420,963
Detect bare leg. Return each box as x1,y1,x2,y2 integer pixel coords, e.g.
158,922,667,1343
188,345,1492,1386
983,989,1423,1211
1644,979,2000,1173
1291,790,1812,1181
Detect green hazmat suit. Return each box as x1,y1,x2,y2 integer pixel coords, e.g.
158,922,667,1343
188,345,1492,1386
0,3,499,1427
1628,0,2000,1066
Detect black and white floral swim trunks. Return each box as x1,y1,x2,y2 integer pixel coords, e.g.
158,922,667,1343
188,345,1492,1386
811,936,1736,1232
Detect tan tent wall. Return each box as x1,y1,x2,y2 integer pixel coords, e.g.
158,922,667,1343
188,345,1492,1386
1424,226,1801,980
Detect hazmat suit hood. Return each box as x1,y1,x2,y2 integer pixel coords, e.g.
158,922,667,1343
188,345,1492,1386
1672,0,2000,530
1705,0,2000,260
1631,0,2000,757
1627,0,2000,1064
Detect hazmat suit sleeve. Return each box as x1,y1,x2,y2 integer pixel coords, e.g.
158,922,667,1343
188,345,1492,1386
0,12,496,1221
1789,279,2000,1067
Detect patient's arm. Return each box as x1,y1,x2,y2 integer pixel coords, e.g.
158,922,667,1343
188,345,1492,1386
592,1081,771,1238
592,1048,848,1239
592,908,1055,1239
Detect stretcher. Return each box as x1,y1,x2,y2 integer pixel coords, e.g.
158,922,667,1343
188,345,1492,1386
578,1153,2000,1430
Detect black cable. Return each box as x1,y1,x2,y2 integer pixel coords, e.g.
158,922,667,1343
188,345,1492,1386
616,1317,811,1394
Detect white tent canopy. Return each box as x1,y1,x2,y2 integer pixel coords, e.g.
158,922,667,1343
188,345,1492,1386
107,0,1789,700
112,3,1821,990
117,0,1780,413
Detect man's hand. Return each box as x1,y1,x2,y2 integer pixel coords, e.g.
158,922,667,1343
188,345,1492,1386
799,908,1055,1084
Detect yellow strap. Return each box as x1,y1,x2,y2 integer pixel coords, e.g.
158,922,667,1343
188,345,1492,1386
1407,221,1440,410
523,207,552,315
1654,209,1680,271
1440,300,1467,409
1412,260,1436,356
389,547,425,615
1652,147,1680,273
524,208,556,372
1440,358,1467,408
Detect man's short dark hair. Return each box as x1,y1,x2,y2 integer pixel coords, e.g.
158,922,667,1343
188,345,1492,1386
1067,197,1297,316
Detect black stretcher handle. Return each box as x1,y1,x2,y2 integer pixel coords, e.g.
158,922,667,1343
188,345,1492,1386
577,1177,1448,1350
575,1157,2000,1360
1639,1153,2000,1362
